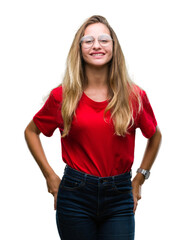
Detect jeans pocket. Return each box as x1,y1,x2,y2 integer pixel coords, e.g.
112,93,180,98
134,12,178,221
60,174,85,191
113,179,132,194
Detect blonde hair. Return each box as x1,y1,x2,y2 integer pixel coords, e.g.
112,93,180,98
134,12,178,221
61,15,142,138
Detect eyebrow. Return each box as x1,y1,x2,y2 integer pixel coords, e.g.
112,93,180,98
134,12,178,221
83,34,111,37
80,34,111,42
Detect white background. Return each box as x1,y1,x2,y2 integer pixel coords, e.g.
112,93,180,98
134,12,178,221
1,0,186,239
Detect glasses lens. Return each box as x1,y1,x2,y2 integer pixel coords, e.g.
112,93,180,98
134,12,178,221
98,35,112,47
81,36,94,49
80,34,112,49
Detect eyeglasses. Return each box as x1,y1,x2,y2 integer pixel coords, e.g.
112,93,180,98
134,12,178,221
80,34,113,49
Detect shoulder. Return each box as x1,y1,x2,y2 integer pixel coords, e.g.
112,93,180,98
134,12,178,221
50,85,63,103
131,84,150,107
132,85,155,117
132,84,146,97
130,84,151,121
130,84,145,107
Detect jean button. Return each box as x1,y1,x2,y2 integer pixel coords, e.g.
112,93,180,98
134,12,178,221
101,179,108,183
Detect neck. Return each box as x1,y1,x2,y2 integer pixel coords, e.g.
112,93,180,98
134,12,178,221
84,64,109,90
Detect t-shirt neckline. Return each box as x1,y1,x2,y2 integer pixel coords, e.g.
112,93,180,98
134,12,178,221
82,92,109,108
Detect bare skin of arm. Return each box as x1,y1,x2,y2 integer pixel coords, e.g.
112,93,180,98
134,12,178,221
132,126,162,213
24,120,61,210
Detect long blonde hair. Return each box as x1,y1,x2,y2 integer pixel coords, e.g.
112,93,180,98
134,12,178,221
61,15,142,138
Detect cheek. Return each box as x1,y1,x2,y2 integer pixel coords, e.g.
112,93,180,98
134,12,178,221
81,48,89,60
107,47,113,60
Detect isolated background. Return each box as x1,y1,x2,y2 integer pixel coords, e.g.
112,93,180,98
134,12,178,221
1,0,186,239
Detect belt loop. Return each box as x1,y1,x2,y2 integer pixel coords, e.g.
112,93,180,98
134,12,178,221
112,176,115,182
84,173,87,183
64,165,67,174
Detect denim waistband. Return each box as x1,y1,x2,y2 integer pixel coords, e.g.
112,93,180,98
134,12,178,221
63,165,132,184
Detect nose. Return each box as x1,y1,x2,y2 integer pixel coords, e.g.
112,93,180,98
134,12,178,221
92,39,101,49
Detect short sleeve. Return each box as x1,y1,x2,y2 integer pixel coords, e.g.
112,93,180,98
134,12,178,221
33,87,63,137
136,91,157,138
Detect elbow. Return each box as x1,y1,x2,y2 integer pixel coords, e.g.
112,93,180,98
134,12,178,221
154,126,162,146
24,120,41,141
24,125,30,142
157,126,162,140
149,126,162,143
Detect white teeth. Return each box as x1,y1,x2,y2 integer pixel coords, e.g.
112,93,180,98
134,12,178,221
92,53,104,56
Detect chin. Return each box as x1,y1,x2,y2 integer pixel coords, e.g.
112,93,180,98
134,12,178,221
87,60,111,67
89,63,109,68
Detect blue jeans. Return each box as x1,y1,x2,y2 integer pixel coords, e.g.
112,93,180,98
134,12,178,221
56,165,135,240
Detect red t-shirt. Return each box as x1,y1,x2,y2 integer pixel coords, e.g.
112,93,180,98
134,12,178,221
33,86,157,177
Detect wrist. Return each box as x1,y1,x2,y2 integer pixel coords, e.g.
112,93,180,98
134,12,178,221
136,168,150,180
43,168,56,180
133,173,145,186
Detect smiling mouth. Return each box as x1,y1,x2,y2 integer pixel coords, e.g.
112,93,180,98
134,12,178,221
91,53,105,56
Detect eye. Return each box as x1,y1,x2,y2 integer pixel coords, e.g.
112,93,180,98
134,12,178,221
100,39,109,43
84,39,93,44
98,35,112,45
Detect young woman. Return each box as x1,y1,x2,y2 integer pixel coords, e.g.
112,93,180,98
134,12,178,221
24,15,162,240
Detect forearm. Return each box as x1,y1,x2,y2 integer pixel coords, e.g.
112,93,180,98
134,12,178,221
24,121,55,179
133,126,162,185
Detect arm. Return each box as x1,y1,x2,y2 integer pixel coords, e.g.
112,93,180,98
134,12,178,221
132,126,162,213
24,120,61,210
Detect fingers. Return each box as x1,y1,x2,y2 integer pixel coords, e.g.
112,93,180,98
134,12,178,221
132,181,142,213
54,194,57,210
47,188,57,210
48,191,57,210
133,199,138,213
133,194,142,213
46,175,61,210
48,189,52,194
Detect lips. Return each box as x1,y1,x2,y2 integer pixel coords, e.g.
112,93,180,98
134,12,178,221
90,52,105,56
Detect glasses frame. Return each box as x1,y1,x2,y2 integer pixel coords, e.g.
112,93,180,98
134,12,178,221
80,34,113,49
